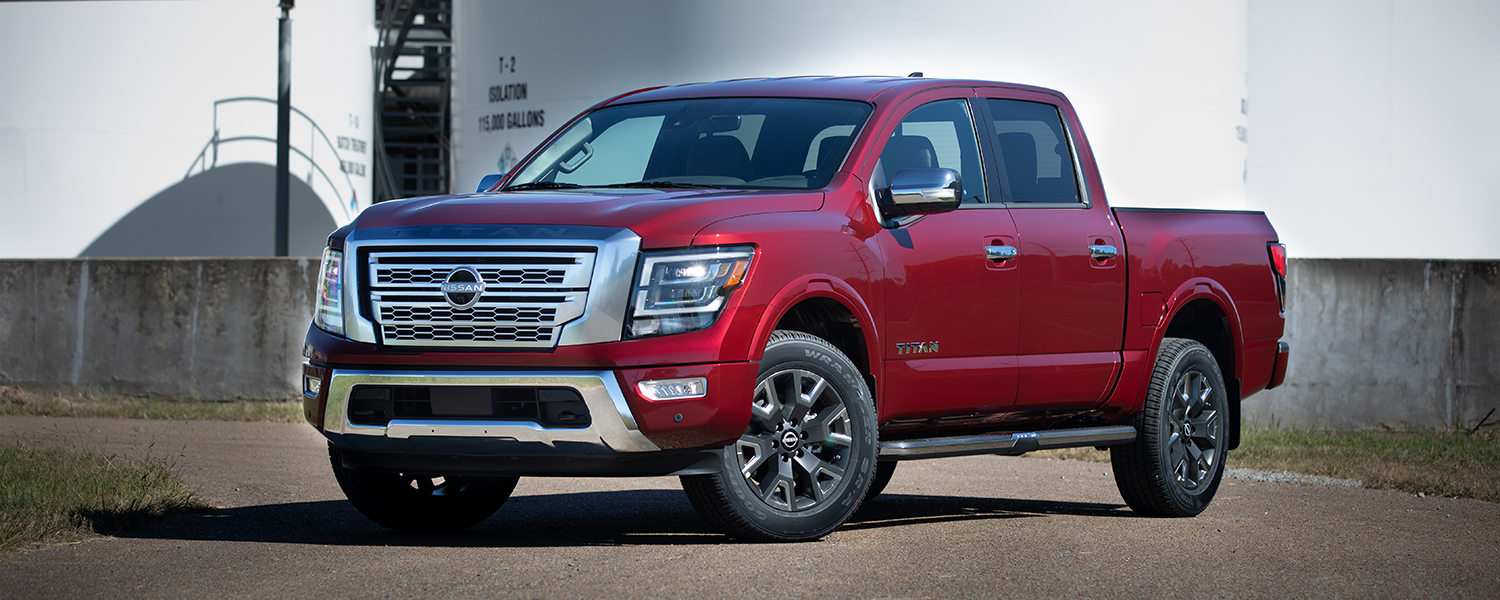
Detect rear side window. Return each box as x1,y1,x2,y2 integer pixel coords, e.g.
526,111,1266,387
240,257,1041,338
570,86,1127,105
986,99,1081,204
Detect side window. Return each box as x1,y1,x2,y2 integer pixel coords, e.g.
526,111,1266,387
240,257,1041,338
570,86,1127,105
876,99,987,203
986,99,1081,204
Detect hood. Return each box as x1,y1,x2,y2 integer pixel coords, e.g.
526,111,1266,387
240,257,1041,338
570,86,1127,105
352,188,823,248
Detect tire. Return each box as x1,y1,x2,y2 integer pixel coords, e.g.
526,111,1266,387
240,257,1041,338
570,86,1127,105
1110,338,1229,517
864,461,898,501
681,330,878,542
329,446,519,532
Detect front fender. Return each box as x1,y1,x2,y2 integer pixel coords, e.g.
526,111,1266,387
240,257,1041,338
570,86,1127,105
748,274,881,378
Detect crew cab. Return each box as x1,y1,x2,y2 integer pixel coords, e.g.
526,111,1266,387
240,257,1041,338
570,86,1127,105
300,76,1291,542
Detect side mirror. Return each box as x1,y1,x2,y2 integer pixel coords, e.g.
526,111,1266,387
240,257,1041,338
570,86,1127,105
475,173,503,193
880,168,962,220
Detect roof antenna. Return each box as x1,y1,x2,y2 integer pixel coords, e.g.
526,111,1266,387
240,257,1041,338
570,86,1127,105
908,72,923,78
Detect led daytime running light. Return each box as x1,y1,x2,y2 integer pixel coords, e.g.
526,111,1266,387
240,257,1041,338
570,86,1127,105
314,248,344,336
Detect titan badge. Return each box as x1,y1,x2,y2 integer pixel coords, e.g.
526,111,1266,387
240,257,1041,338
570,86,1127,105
895,341,940,355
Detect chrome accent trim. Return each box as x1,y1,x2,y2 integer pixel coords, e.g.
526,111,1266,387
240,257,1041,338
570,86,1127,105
340,238,377,343
560,228,642,346
1089,244,1118,260
879,425,1136,460
321,369,660,453
1062,107,1092,208
985,245,1018,261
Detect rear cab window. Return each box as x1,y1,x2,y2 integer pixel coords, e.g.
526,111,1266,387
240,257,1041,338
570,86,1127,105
984,99,1084,205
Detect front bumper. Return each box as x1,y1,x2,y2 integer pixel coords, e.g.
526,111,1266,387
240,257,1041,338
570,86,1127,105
310,365,753,477
321,369,659,453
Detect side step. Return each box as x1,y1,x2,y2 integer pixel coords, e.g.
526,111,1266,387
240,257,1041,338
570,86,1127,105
878,425,1137,460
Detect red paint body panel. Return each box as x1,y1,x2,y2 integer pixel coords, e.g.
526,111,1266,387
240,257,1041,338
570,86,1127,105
354,189,823,250
616,362,756,450
306,76,1288,452
1113,208,1285,397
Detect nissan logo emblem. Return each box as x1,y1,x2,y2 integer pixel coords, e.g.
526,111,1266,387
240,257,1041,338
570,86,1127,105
439,266,485,309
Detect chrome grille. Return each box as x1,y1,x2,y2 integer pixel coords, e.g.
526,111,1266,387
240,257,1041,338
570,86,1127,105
377,267,568,286
381,324,553,343
379,306,557,323
366,249,594,348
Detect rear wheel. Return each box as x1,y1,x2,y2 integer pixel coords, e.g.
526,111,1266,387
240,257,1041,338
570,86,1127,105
1110,338,1228,517
329,446,518,532
681,330,877,542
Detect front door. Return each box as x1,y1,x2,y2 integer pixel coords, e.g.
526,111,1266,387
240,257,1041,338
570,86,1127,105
874,92,1022,424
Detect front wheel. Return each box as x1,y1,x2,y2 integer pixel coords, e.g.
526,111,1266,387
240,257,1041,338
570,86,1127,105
681,330,878,542
329,446,519,532
864,461,898,501
1110,338,1229,517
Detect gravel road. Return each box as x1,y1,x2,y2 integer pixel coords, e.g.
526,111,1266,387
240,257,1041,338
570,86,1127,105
1,415,1496,599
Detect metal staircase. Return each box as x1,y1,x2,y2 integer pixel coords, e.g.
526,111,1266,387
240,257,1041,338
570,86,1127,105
373,0,453,203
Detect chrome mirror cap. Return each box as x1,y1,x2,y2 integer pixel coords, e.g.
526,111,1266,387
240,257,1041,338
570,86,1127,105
880,167,962,221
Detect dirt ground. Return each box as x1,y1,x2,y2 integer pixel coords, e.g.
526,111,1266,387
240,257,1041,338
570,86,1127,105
1,415,1496,599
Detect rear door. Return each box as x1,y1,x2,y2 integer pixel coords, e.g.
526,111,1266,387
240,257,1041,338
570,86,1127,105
872,89,1022,424
976,92,1127,412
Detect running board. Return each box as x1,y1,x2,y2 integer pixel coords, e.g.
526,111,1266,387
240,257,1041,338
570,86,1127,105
878,425,1137,460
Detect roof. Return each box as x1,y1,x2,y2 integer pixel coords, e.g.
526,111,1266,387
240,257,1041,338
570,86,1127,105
604,75,1061,106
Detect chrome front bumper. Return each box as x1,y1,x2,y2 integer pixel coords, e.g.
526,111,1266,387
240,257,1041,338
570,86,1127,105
321,369,662,454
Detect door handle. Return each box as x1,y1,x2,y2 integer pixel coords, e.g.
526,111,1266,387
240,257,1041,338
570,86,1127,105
985,245,1018,262
1089,244,1118,260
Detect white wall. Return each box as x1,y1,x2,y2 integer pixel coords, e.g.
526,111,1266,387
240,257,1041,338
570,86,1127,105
1247,0,1500,259
0,0,374,258
452,0,1250,210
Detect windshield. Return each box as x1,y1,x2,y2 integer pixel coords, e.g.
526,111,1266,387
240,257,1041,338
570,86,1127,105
506,97,872,190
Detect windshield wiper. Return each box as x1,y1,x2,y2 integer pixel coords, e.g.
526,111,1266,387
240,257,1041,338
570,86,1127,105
502,181,585,191
600,181,728,190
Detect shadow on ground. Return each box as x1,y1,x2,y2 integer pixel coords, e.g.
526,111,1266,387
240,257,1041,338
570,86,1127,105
111,490,1131,548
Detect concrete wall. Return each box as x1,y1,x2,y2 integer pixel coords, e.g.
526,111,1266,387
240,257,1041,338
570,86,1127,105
1,258,1495,430
0,259,318,399
1248,260,1500,430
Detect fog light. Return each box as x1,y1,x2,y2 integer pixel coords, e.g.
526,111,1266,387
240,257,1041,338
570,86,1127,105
637,377,707,401
304,375,322,399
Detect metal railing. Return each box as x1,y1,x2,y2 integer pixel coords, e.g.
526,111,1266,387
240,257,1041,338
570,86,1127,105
185,97,361,225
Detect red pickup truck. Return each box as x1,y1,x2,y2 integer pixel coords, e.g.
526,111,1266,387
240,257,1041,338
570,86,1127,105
300,76,1290,542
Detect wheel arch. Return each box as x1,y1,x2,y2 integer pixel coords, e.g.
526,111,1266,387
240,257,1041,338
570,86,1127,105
1151,279,1245,448
749,275,880,404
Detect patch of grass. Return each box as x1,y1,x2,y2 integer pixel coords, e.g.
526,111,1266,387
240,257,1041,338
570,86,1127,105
0,386,303,423
0,441,209,554
1234,427,1500,502
1025,426,1500,502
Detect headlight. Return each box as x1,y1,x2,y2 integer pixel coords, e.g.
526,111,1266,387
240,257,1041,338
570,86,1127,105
626,247,753,338
314,248,344,336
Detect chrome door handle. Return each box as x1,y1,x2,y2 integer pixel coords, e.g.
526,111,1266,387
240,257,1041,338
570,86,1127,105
1089,244,1118,259
985,245,1018,261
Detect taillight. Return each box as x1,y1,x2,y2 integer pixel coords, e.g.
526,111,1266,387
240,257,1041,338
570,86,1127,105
1268,243,1287,312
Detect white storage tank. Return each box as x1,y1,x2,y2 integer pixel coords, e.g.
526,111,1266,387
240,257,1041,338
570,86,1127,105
451,0,1251,212
0,0,375,258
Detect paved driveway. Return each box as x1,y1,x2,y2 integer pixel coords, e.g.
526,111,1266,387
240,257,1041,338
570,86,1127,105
1,416,1496,598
